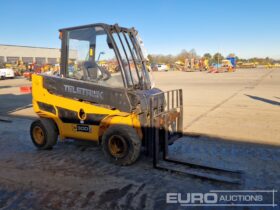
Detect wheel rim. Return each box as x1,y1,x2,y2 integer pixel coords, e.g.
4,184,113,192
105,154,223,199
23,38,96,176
33,126,44,145
108,135,128,158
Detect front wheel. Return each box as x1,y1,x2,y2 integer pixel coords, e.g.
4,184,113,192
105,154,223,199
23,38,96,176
102,125,141,166
30,118,58,149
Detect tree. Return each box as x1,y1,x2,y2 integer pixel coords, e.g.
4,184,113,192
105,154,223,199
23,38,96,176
147,54,153,63
177,50,191,62
227,53,236,58
203,53,212,60
213,53,224,64
189,48,197,58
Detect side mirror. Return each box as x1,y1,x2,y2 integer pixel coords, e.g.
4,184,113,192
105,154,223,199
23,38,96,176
107,36,114,49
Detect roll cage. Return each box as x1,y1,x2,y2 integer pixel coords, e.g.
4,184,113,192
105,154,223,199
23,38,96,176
59,23,152,90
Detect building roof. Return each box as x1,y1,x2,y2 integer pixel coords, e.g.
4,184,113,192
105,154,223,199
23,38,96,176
0,44,60,50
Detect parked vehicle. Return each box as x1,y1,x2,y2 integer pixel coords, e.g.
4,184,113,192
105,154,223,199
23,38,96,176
157,64,168,71
0,68,15,79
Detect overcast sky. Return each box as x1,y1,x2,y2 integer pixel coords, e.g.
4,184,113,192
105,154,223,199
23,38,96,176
0,0,279,59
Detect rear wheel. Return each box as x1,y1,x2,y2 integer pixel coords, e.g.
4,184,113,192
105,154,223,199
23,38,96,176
30,118,58,149
102,125,141,166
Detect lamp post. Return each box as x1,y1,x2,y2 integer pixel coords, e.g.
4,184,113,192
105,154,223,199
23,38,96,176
217,53,220,71
97,51,105,62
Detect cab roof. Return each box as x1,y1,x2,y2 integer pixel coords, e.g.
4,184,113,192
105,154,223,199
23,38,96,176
59,23,133,32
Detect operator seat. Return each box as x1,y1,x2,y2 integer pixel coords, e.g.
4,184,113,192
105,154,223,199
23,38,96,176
82,61,111,82
83,61,99,81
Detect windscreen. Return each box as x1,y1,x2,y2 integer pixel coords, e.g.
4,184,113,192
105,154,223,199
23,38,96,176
111,29,152,89
65,25,152,90
66,26,124,88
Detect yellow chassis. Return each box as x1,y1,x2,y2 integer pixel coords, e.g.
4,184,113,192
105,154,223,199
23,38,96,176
32,74,143,142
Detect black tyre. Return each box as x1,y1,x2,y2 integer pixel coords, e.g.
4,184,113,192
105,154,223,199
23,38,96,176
30,118,58,149
102,125,141,166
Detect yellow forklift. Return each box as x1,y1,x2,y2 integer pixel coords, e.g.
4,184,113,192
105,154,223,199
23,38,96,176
30,23,241,183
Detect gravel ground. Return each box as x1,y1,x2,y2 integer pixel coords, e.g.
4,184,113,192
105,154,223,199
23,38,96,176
0,117,279,209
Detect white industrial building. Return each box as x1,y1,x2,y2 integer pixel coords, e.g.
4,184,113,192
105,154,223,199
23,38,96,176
0,44,77,65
